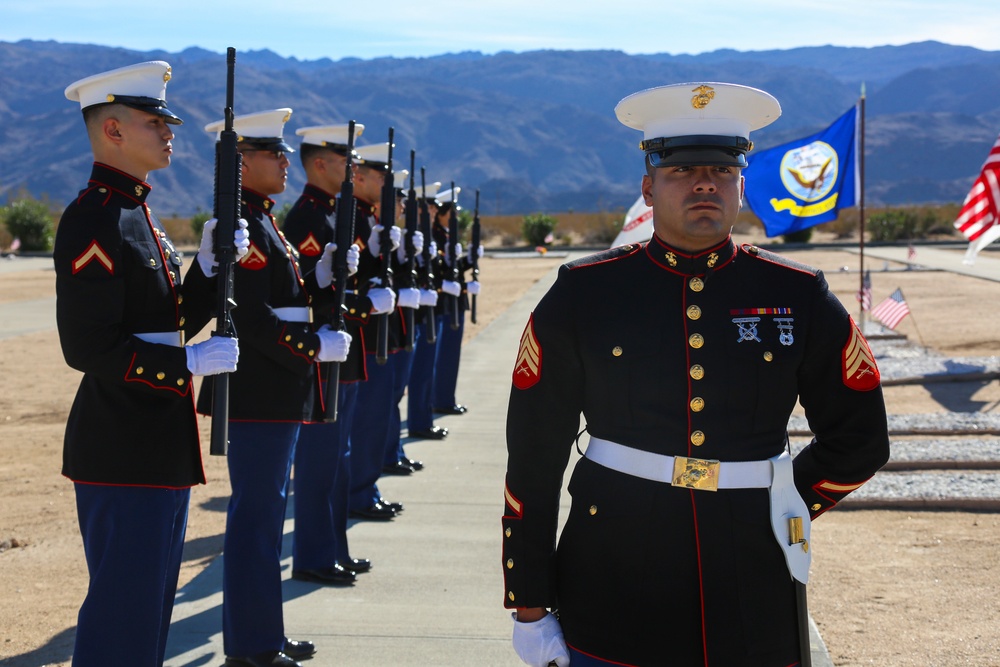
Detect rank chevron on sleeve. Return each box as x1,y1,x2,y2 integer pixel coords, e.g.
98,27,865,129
72,240,114,275
512,316,542,390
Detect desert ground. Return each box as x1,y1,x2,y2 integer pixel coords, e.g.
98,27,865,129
2,233,999,666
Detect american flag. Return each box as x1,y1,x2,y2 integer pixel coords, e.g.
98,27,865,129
856,269,872,311
907,244,916,261
955,133,1000,264
871,288,910,330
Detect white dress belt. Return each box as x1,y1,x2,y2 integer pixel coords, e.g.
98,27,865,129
584,436,773,488
272,306,311,323
134,331,184,347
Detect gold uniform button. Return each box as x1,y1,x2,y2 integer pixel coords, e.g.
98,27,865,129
589,505,598,516
297,342,304,349
690,365,705,380
811,504,822,511
505,527,512,538
764,351,774,362
506,558,514,569
285,335,292,342
349,308,357,314
136,367,144,375
177,295,183,305
508,592,515,602
688,333,704,349
178,317,185,327
176,378,185,387
361,313,368,319
612,346,623,357
690,397,705,412
169,271,176,280
156,372,166,380
149,258,156,267
691,431,706,446
98,188,108,193
689,277,704,292
308,349,315,357
686,305,701,320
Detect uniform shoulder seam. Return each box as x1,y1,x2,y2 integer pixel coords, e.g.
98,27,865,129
567,243,643,270
740,244,819,276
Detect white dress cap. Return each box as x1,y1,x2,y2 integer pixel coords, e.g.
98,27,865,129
393,169,410,190
65,61,182,124
420,182,442,201
435,186,461,208
354,142,393,168
296,123,365,150
205,108,294,153
615,82,780,167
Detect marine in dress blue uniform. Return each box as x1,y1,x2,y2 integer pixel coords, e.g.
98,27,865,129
196,109,350,667
503,83,890,667
56,61,241,667
281,123,372,585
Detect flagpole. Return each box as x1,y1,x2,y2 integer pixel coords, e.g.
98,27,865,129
908,311,927,347
857,84,866,325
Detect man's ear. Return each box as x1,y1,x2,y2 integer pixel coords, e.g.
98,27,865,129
641,174,653,207
103,117,123,142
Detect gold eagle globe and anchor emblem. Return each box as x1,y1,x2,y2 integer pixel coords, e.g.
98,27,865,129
691,85,715,109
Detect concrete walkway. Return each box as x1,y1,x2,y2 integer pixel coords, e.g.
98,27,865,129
161,254,833,667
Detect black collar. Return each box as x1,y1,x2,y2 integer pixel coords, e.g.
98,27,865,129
241,188,276,216
301,183,337,213
644,234,737,276
89,162,152,204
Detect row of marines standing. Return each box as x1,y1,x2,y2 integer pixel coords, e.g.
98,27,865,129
54,59,480,667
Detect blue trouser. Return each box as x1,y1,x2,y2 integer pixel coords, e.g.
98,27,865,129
568,646,801,666
223,421,300,657
349,355,394,510
383,346,414,467
73,483,189,667
292,383,360,567
433,312,464,409
406,321,437,432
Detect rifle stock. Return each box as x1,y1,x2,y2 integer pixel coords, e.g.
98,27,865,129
470,189,481,324
448,181,460,331
323,120,358,422
418,168,437,344
375,128,395,365
209,47,240,457
403,150,418,352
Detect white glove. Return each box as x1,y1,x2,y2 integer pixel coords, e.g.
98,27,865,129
388,225,402,251
418,289,438,307
197,217,249,276
511,612,570,667
347,243,360,276
466,280,481,295
429,241,438,257
367,287,396,314
185,335,239,376
467,244,484,262
316,325,352,363
316,243,336,288
367,224,386,257
397,287,421,309
441,280,461,297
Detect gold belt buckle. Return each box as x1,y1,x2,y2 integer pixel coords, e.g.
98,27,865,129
671,456,720,492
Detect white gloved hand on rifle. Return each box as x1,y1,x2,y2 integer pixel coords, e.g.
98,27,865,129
367,287,396,314
440,280,461,297
185,336,239,376
316,325,352,363
396,287,421,309
511,612,570,667
197,217,250,276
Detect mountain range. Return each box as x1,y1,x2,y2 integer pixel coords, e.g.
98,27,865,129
2,39,999,216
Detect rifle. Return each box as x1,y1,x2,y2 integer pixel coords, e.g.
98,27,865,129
323,120,358,423
375,127,395,365
418,168,437,344
470,189,481,324
209,47,240,457
402,150,419,352
447,181,461,331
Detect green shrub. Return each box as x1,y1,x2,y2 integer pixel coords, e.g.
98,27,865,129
521,213,558,246
781,227,813,244
189,210,212,238
868,210,920,242
1,199,55,251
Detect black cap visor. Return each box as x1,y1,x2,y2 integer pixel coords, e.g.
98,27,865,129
643,134,751,168
90,95,183,125
238,136,295,153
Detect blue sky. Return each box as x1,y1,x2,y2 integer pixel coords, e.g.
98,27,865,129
4,0,998,60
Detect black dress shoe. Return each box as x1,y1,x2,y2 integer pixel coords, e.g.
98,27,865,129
291,564,356,586
378,497,404,513
349,501,397,520
434,404,468,415
402,456,424,471
381,460,414,476
409,426,448,440
339,557,372,573
282,639,316,660
225,650,302,666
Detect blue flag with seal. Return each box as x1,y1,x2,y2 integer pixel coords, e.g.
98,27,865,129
744,104,859,237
